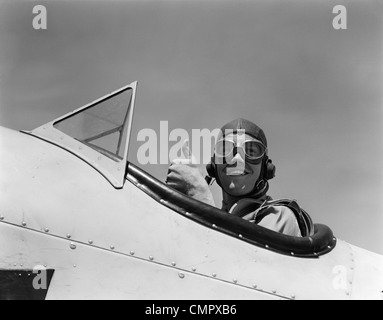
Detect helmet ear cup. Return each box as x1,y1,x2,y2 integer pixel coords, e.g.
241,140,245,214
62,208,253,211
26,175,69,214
206,157,216,178
265,158,276,180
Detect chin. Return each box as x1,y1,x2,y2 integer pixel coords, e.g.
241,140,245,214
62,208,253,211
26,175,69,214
226,188,250,197
227,188,254,197
223,177,255,197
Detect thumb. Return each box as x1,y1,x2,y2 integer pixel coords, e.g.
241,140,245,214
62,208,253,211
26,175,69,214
182,139,198,164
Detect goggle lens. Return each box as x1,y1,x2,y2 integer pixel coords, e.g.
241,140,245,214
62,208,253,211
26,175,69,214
245,141,265,159
215,139,266,161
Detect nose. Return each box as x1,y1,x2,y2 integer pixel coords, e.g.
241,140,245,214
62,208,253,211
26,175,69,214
228,149,245,165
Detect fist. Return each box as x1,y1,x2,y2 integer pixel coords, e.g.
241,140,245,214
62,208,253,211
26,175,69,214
166,163,207,195
166,163,215,206
165,139,215,206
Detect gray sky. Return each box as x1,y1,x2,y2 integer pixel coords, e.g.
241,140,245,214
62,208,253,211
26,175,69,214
1,0,382,254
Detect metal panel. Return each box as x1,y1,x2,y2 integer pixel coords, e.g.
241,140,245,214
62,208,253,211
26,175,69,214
1,127,382,299
349,244,383,300
0,222,281,300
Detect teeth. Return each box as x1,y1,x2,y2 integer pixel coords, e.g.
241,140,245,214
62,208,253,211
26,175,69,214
227,168,246,176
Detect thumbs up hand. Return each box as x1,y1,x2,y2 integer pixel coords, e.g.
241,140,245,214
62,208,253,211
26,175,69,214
166,140,215,207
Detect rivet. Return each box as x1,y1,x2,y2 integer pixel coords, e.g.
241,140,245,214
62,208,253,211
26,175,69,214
253,284,257,289
88,240,93,245
346,291,350,296
20,264,23,267
291,294,296,299
291,252,295,256
13,263,17,267
233,279,238,284
73,264,77,268
212,273,217,278
27,274,31,277
265,244,269,248
327,245,332,249
239,234,243,239
22,221,27,227
212,224,217,229
110,245,115,250
130,251,135,256
43,264,47,268
97,156,101,160
192,267,196,272
178,272,185,279
171,262,176,267
18,274,22,277
149,256,154,261
70,243,76,250
0,215,4,220
79,146,82,150
44,228,49,233
272,289,277,294
66,234,71,239
117,167,121,171
314,252,318,256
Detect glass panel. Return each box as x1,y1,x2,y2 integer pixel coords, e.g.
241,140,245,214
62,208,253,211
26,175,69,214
53,88,133,161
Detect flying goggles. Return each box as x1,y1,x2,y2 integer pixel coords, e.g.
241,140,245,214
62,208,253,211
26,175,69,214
214,138,267,164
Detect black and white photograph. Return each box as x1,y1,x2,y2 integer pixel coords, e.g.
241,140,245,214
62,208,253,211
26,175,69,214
0,0,382,301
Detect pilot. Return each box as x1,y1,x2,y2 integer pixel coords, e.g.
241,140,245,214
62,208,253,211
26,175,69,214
166,118,313,237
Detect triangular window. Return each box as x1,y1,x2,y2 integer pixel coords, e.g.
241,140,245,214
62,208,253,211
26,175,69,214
53,87,133,162
29,82,137,188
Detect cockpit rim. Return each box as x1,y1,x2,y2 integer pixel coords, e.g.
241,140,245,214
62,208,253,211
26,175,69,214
126,161,337,258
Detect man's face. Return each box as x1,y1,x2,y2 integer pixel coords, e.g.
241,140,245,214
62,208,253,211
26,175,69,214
215,133,264,197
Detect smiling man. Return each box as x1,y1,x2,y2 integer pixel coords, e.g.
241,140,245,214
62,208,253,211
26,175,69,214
166,118,313,237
